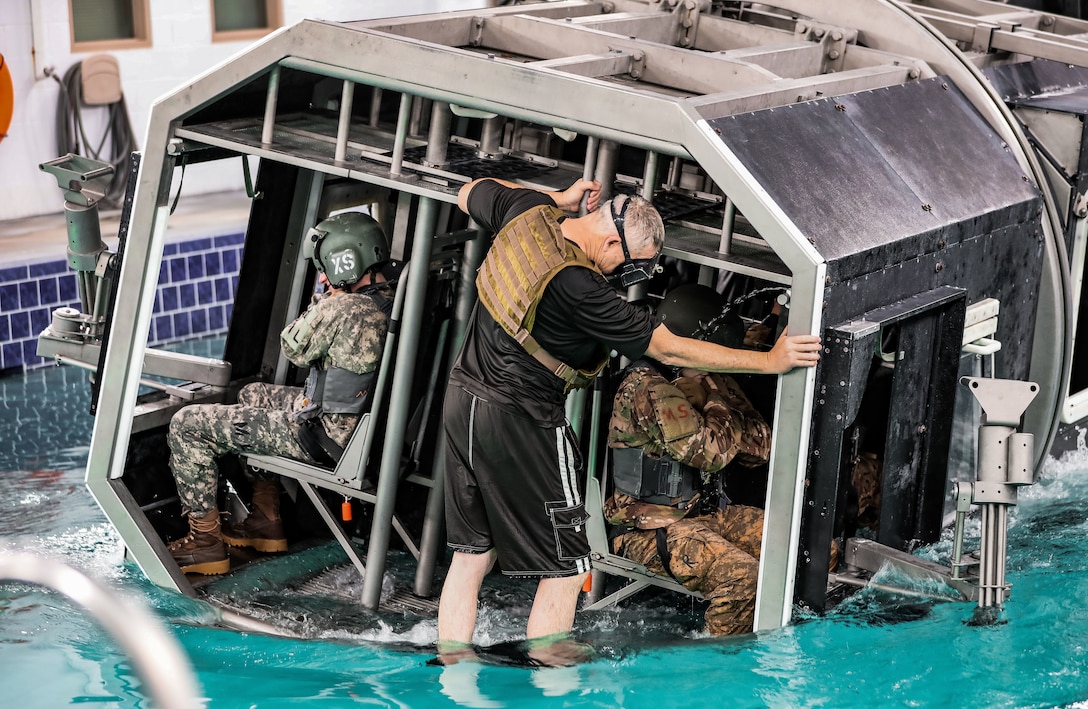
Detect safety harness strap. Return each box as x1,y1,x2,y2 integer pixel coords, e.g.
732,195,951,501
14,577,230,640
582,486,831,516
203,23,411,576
297,419,343,467
655,527,683,584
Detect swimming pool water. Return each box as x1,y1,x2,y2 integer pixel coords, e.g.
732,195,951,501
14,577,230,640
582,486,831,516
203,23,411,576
2,354,1088,708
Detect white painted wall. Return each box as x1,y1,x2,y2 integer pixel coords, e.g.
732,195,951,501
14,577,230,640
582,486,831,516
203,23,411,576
0,0,491,221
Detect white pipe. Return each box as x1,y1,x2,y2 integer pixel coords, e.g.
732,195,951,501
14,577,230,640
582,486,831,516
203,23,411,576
0,553,203,709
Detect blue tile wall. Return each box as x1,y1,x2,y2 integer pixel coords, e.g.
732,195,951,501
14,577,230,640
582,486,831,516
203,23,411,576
0,232,245,375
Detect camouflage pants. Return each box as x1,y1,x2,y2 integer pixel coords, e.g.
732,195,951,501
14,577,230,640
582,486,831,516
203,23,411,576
612,504,764,636
168,382,317,516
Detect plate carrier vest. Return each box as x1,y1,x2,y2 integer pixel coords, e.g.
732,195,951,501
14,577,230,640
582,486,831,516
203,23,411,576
476,205,609,391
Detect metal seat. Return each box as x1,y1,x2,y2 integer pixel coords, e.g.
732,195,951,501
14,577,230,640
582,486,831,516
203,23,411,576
245,260,451,601
581,388,701,613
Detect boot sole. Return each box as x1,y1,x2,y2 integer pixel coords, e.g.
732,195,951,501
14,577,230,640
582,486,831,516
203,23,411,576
222,534,288,553
179,558,230,575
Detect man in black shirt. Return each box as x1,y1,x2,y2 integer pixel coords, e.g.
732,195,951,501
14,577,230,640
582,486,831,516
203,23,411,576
438,177,821,655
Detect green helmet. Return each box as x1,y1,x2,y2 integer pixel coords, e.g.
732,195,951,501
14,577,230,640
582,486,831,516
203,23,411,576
303,212,389,289
656,283,743,347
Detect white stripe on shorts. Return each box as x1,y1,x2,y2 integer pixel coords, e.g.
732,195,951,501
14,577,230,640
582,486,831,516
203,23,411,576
555,428,577,506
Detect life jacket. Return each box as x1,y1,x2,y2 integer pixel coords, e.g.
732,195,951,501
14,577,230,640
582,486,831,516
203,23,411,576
476,205,609,390
294,282,393,422
611,447,701,507
293,282,393,465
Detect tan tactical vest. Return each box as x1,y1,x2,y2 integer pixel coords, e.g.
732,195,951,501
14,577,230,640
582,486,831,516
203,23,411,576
476,205,609,390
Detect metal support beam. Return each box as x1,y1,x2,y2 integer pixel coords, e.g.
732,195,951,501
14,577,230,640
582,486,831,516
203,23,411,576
362,197,438,608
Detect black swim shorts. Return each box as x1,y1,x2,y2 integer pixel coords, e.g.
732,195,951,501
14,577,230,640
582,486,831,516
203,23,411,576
442,386,591,577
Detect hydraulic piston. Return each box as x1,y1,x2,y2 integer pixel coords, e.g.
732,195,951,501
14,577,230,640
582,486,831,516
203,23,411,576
38,153,117,341
954,376,1039,622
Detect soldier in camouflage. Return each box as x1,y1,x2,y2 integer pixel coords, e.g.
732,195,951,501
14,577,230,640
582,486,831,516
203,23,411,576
166,212,392,575
605,283,775,636
607,363,771,636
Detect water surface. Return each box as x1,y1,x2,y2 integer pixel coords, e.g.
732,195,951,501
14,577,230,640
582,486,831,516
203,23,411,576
2,356,1087,707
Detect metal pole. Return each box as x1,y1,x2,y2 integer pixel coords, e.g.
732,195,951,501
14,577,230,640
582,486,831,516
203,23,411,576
595,139,619,204
369,87,383,127
334,80,355,163
979,505,992,607
720,197,736,256
389,92,414,177
424,102,454,168
641,151,659,201
261,66,280,145
414,445,446,597
584,382,606,605
666,155,682,189
362,196,437,608
581,136,599,216
478,116,504,160
453,230,487,350
409,95,425,137
0,553,202,709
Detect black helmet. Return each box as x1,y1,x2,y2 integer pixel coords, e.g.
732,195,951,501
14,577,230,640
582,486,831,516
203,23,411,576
656,283,744,348
303,212,389,289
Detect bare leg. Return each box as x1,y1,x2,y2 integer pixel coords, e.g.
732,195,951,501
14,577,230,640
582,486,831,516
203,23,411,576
438,550,496,646
526,572,589,640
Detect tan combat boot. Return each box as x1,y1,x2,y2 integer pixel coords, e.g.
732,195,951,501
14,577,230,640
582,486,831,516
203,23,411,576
222,479,288,552
168,508,229,575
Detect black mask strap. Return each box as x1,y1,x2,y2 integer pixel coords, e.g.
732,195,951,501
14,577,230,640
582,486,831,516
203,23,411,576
609,196,660,287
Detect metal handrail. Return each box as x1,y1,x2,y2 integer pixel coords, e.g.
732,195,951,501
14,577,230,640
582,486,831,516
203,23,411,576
0,552,203,708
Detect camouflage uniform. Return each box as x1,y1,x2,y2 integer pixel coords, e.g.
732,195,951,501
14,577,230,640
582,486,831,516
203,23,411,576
606,363,771,636
852,451,883,531
169,286,391,516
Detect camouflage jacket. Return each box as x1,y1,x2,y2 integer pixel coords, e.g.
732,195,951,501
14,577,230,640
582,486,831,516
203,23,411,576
280,284,392,376
606,364,771,529
279,284,393,446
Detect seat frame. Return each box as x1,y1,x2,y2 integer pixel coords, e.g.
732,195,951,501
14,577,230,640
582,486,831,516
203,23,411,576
244,261,449,593
581,386,702,612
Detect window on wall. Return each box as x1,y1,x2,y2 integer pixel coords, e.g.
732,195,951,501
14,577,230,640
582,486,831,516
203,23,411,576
70,0,151,51
212,0,283,42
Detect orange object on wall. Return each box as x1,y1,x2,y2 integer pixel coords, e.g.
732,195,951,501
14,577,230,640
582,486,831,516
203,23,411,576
0,53,12,143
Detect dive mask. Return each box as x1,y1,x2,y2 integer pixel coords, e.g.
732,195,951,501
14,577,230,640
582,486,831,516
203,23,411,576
609,196,661,287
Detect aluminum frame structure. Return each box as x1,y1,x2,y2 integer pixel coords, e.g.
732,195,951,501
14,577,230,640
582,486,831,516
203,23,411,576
72,0,1088,632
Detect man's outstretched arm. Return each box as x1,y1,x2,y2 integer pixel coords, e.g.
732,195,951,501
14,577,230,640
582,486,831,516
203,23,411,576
645,324,821,375
456,177,602,214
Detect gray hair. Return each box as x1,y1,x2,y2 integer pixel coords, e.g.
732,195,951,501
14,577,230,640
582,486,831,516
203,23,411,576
613,195,665,255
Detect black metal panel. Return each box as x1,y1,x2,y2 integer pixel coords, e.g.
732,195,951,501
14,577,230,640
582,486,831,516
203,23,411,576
823,218,1044,385
877,303,966,549
222,161,299,379
1006,0,1088,16
796,287,967,612
708,78,1040,277
986,60,1088,114
91,150,142,415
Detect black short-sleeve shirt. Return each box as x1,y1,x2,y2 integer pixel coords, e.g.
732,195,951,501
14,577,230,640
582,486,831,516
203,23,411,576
449,180,656,425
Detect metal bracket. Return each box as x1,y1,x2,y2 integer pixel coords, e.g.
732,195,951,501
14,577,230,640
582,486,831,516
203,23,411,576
674,0,707,49
242,156,263,200
794,21,856,73
972,22,999,53
961,376,1039,427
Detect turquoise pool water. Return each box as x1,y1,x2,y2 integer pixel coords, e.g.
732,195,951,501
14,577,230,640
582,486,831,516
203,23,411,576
2,353,1088,708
